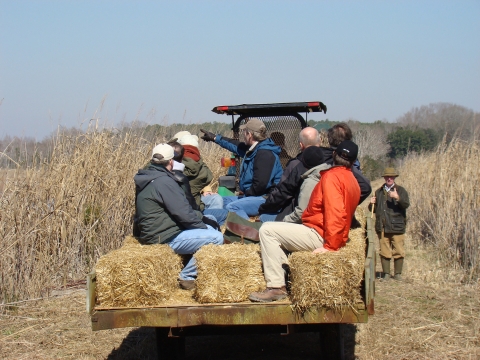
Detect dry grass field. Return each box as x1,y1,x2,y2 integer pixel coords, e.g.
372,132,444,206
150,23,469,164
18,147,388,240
0,237,478,360
1,128,479,359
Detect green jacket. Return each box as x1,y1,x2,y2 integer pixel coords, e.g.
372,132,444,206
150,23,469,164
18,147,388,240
182,157,213,209
370,184,410,234
133,164,206,244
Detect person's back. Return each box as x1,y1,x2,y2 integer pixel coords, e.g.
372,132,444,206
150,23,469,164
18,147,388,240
282,147,331,224
258,127,321,222
302,165,360,250
175,134,214,208
134,143,223,290
200,119,283,218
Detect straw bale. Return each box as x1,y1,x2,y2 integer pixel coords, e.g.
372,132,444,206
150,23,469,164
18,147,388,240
95,243,182,307
289,227,366,312
194,243,266,303
121,235,141,248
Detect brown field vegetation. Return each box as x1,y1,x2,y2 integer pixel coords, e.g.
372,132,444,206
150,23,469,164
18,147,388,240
0,127,229,302
397,138,479,281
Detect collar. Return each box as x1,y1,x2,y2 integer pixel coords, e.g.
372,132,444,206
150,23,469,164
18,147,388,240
384,183,395,192
172,161,185,172
248,141,259,151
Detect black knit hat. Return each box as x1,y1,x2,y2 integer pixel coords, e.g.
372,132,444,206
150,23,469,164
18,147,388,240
302,146,325,169
336,140,358,161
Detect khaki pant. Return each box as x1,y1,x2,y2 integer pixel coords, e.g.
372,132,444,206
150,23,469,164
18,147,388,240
378,231,405,259
259,222,324,287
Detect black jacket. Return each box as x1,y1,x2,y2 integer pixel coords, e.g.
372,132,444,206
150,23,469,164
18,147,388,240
258,152,307,220
321,147,372,204
172,169,200,211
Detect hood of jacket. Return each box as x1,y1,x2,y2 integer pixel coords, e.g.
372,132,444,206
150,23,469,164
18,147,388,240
245,138,282,159
182,157,204,177
301,163,331,181
134,164,173,193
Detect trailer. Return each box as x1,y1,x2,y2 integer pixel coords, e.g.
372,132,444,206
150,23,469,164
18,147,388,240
87,103,376,359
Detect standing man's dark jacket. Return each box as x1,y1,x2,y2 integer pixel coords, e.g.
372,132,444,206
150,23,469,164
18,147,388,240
258,152,307,220
321,147,372,204
370,185,410,234
134,164,206,244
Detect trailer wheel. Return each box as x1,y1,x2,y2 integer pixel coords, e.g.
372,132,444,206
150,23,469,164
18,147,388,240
318,324,344,360
155,328,185,360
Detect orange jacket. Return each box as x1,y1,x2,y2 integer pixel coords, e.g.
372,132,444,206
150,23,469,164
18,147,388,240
302,166,360,251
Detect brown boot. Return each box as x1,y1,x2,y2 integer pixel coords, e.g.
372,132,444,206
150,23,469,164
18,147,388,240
249,286,287,302
381,257,391,280
393,258,404,281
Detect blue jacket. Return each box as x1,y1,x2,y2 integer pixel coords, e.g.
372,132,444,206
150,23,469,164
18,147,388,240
215,136,283,196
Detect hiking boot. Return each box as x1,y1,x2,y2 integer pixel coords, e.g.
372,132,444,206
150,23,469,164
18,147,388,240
381,257,391,280
249,287,288,303
394,258,404,276
178,279,195,290
393,274,403,281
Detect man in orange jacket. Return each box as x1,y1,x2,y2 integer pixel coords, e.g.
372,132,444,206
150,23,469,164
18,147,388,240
249,140,361,302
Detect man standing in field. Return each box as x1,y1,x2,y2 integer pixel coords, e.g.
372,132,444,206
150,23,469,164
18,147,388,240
369,167,410,281
134,144,223,290
200,119,283,218
249,140,360,302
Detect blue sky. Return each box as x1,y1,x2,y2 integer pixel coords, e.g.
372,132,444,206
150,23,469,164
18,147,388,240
1,1,479,139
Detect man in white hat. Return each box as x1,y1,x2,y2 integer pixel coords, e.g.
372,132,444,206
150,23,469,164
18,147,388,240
133,144,224,290
173,132,223,211
200,119,283,218
369,167,410,281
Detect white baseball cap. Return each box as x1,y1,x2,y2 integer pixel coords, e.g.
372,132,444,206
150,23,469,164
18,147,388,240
151,143,174,161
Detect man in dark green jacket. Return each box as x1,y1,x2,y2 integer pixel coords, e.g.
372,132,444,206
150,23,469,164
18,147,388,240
369,167,410,280
134,143,223,290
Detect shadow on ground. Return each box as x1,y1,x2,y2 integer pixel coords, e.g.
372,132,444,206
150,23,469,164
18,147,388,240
107,325,358,359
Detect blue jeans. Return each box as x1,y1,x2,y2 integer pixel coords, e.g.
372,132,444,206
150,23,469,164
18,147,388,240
203,209,228,226
169,226,224,280
223,195,266,218
201,194,223,209
259,213,278,222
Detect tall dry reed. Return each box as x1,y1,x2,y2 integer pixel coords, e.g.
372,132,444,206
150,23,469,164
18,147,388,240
399,138,479,281
0,126,229,302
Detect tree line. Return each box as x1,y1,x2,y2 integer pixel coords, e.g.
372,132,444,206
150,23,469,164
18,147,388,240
1,102,478,180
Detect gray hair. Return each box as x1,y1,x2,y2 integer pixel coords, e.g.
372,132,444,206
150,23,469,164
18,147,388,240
333,152,353,168
151,154,170,166
248,128,267,141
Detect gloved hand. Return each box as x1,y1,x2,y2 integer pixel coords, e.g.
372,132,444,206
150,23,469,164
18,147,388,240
202,216,220,231
200,129,216,142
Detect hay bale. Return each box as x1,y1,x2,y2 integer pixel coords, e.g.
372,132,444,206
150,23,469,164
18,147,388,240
194,243,266,303
96,242,182,307
289,227,366,312
122,235,141,248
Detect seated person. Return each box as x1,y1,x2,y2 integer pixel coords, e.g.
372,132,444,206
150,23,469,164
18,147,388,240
200,119,283,219
282,146,331,223
249,140,360,302
168,141,228,226
173,132,223,210
134,143,224,290
258,127,321,222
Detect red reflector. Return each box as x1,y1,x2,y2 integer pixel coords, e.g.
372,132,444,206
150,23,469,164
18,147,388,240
217,106,229,111
307,102,319,107
221,157,236,167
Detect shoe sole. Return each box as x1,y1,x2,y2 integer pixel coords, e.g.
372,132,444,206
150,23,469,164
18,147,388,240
248,294,287,303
